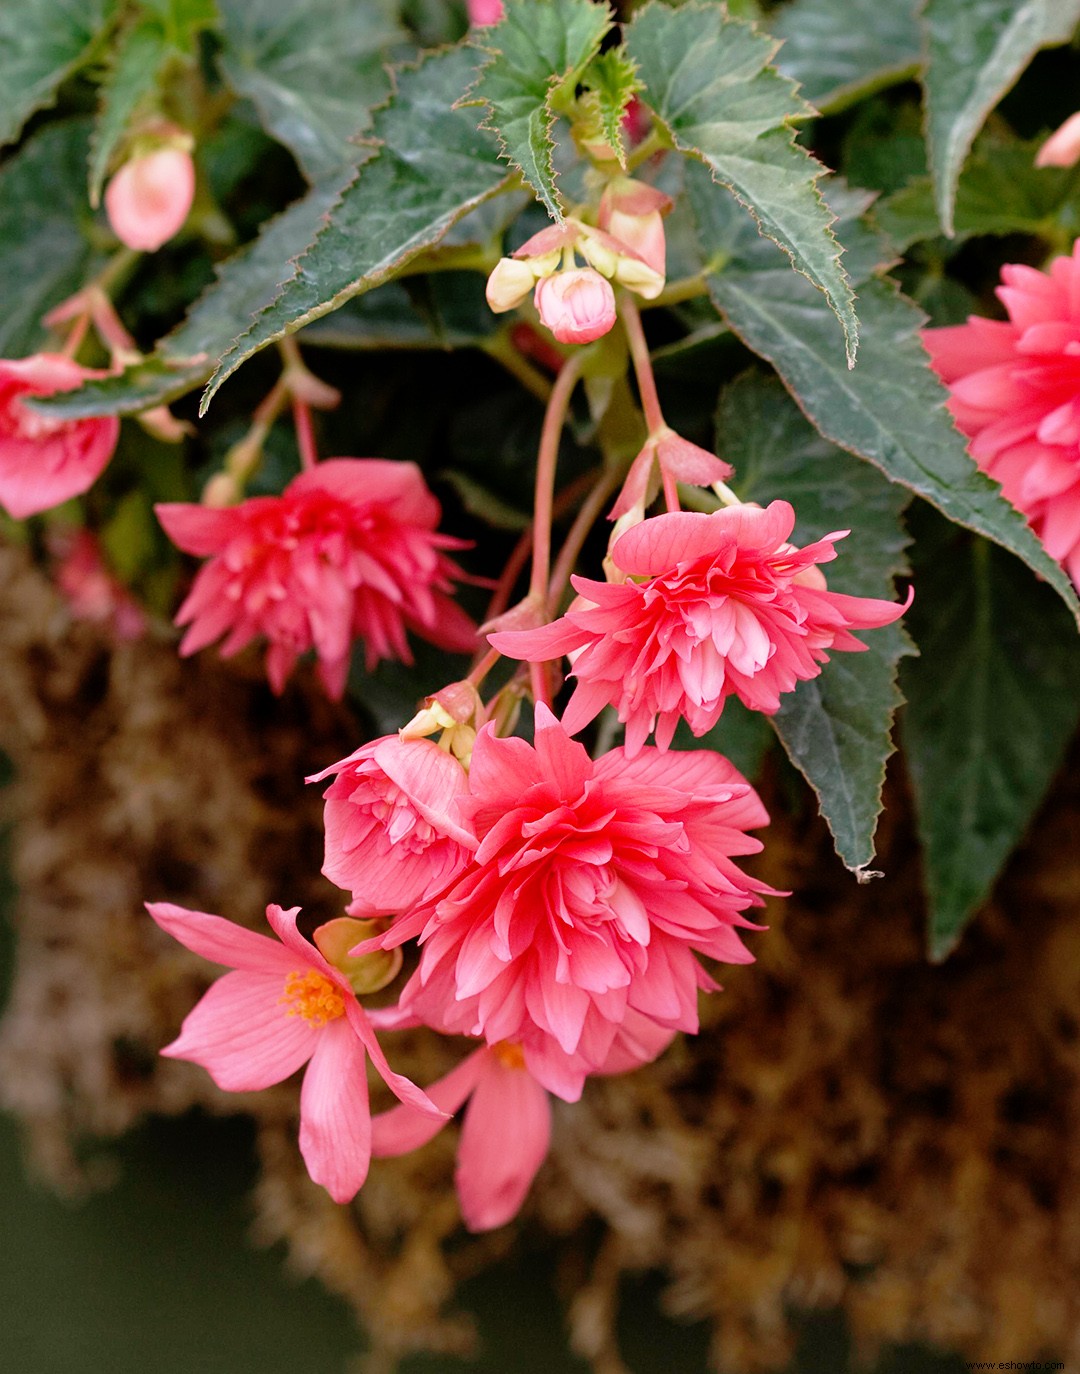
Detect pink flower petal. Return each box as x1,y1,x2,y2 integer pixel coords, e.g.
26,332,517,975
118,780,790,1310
147,901,294,974
298,1017,372,1202
161,969,316,1090
371,1047,487,1157
456,1057,551,1231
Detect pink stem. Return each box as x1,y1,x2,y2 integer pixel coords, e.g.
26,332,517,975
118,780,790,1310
620,293,665,434
292,394,319,471
529,352,585,610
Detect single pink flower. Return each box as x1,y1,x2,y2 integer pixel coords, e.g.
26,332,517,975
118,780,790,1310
147,901,442,1203
534,268,617,345
1036,112,1080,169
924,243,1080,588
371,1042,550,1231
467,0,503,24
491,501,910,755
370,706,774,1102
156,459,477,697
0,355,119,519
310,734,475,915
105,143,196,252
50,527,147,641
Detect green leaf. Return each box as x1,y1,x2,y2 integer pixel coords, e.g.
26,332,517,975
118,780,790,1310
301,273,498,351
0,0,114,148
876,137,1080,252
921,0,1080,235
626,0,858,365
139,0,218,45
467,0,612,220
577,48,640,168
89,20,172,205
33,177,343,419
719,372,913,872
901,525,1080,959
200,45,512,413
685,159,1080,626
216,0,406,180
771,0,920,113
0,120,101,358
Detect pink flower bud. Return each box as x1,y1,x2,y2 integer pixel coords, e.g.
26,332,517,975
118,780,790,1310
485,257,538,313
467,0,504,24
599,178,672,277
533,269,616,345
105,143,196,252
1036,111,1080,168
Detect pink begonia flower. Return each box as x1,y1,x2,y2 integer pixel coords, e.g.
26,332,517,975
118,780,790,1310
156,459,477,698
146,901,442,1203
467,0,503,24
1036,112,1080,168
105,144,196,252
491,501,911,755
367,707,774,1102
534,268,617,345
0,355,120,518
924,243,1080,589
367,1004,674,1229
50,528,147,641
372,1043,550,1231
310,734,475,915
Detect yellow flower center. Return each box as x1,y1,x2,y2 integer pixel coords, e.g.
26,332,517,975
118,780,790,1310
494,1041,525,1070
280,969,346,1027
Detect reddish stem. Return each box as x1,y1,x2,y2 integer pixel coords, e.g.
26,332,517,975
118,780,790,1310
530,351,585,610
620,293,665,434
292,394,319,471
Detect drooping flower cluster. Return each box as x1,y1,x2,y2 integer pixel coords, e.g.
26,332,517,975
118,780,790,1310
924,242,1080,589
156,459,477,697
140,107,912,1237
492,501,911,754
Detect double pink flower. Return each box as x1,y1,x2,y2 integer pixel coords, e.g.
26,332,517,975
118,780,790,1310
491,500,910,755
354,706,773,1102
924,242,1080,589
0,355,119,519
157,458,477,697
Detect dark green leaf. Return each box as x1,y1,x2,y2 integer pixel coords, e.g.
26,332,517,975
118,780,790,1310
719,372,913,872
772,0,920,113
626,1,858,364
89,20,172,205
301,273,497,351
685,159,1080,625
466,0,612,219
876,137,1080,252
33,178,342,419
0,120,102,358
0,0,114,148
200,45,512,413
901,527,1080,959
216,0,405,180
921,0,1080,235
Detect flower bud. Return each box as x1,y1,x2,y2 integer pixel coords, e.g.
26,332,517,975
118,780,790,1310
1036,111,1080,168
534,268,617,345
105,135,196,253
313,916,402,995
485,257,538,313
467,0,504,24
599,178,672,277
